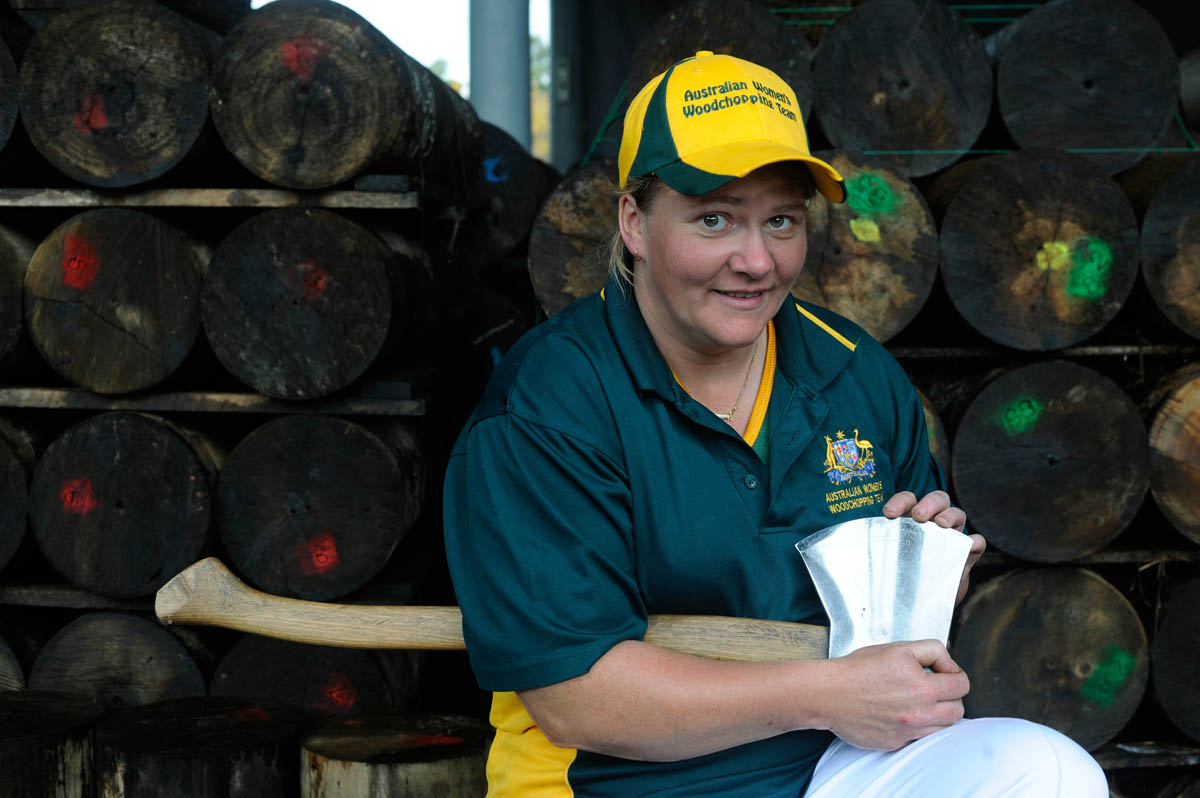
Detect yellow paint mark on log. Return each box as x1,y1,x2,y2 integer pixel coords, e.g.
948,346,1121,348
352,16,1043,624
849,218,881,243
1036,241,1071,271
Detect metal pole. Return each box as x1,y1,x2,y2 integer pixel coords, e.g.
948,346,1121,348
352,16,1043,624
549,0,582,171
469,0,532,151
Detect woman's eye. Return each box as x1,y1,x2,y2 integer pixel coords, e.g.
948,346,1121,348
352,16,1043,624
766,215,793,230
700,214,727,230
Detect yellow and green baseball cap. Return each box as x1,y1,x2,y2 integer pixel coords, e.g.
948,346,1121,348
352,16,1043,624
618,51,846,203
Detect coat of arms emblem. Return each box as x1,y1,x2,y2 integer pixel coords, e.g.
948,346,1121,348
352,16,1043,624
823,429,877,484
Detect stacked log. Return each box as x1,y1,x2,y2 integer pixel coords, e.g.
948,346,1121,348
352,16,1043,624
17,0,214,187
936,151,1139,350
93,696,302,798
8,0,252,34
527,156,616,317
28,412,214,598
1150,574,1200,745
626,0,813,120
216,415,424,601
994,0,1179,175
24,209,206,394
201,208,392,400
1134,158,1200,341
0,633,21,690
0,420,30,575
0,691,103,798
953,567,1149,751
211,635,419,717
0,33,15,154
300,713,492,798
209,0,481,193
0,223,34,367
810,0,992,178
27,612,206,710
950,360,1149,562
1148,375,1200,545
793,150,938,342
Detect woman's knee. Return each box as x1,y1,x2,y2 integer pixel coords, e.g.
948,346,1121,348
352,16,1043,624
967,717,1108,797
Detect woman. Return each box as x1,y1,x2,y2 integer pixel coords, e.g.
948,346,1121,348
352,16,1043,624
444,51,1107,797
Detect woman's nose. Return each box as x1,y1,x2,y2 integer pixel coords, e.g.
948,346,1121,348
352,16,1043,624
730,231,773,277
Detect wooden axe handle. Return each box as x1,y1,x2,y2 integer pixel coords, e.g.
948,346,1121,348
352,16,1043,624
155,558,829,662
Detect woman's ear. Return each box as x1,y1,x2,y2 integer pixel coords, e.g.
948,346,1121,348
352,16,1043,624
617,193,645,260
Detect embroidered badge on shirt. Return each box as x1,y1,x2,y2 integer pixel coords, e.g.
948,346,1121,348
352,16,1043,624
823,429,885,514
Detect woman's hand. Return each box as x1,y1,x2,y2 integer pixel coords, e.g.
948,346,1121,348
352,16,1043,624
882,490,985,605
818,639,970,751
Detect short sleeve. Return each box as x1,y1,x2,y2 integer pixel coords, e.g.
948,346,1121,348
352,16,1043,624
443,410,645,692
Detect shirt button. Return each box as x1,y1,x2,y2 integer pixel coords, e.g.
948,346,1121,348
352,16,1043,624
744,474,759,489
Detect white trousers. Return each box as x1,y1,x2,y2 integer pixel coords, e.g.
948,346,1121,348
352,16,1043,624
803,718,1109,797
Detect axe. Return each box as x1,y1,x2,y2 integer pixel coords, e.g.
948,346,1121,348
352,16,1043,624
154,557,829,662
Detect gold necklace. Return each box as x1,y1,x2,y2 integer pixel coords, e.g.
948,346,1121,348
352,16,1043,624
714,336,760,422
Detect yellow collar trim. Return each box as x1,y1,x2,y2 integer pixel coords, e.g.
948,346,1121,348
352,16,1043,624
794,303,856,351
743,321,775,447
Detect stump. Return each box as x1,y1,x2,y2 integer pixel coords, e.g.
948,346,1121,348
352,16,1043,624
0,691,103,798
953,567,1148,751
29,412,213,598
94,696,303,798
1137,158,1200,341
17,0,212,187
201,208,392,400
527,156,616,317
810,0,992,178
951,360,1149,562
28,612,205,710
0,223,35,367
210,0,481,191
1148,375,1200,545
937,151,1139,350
626,0,813,119
793,151,937,342
995,0,1179,175
300,713,491,798
211,635,419,717
0,634,21,691
1150,574,1200,746
216,415,424,601
24,209,205,394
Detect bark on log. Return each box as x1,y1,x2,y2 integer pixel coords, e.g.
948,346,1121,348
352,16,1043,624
0,633,21,690
210,0,481,191
626,0,813,120
27,612,206,710
937,151,1139,350
0,691,102,798
216,415,424,601
300,713,491,798
811,0,992,178
94,696,302,798
0,223,33,368
951,360,1149,562
211,635,419,717
24,208,205,394
794,150,937,342
201,208,391,400
1149,375,1200,545
28,411,213,598
1151,574,1200,746
17,0,212,187
953,567,1148,751
1135,157,1200,341
527,156,616,317
995,0,1179,175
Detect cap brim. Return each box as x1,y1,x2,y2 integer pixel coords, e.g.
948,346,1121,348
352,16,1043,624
657,140,847,204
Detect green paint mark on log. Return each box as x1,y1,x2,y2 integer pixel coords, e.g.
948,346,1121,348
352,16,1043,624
1081,645,1137,707
1066,236,1113,300
996,395,1043,436
846,172,902,218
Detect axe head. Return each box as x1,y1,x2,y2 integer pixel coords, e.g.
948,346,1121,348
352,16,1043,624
795,516,972,659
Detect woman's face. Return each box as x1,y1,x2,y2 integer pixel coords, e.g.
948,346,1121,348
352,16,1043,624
620,163,810,359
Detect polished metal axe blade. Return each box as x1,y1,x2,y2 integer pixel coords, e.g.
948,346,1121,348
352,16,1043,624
795,516,972,659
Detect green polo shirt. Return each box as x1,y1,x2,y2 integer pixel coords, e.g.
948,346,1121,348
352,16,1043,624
443,275,945,797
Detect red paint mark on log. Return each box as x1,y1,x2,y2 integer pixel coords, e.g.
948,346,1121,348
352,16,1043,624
61,478,98,515
280,36,328,80
62,234,100,291
295,531,339,576
319,672,358,711
234,708,272,722
73,91,108,135
300,260,331,299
